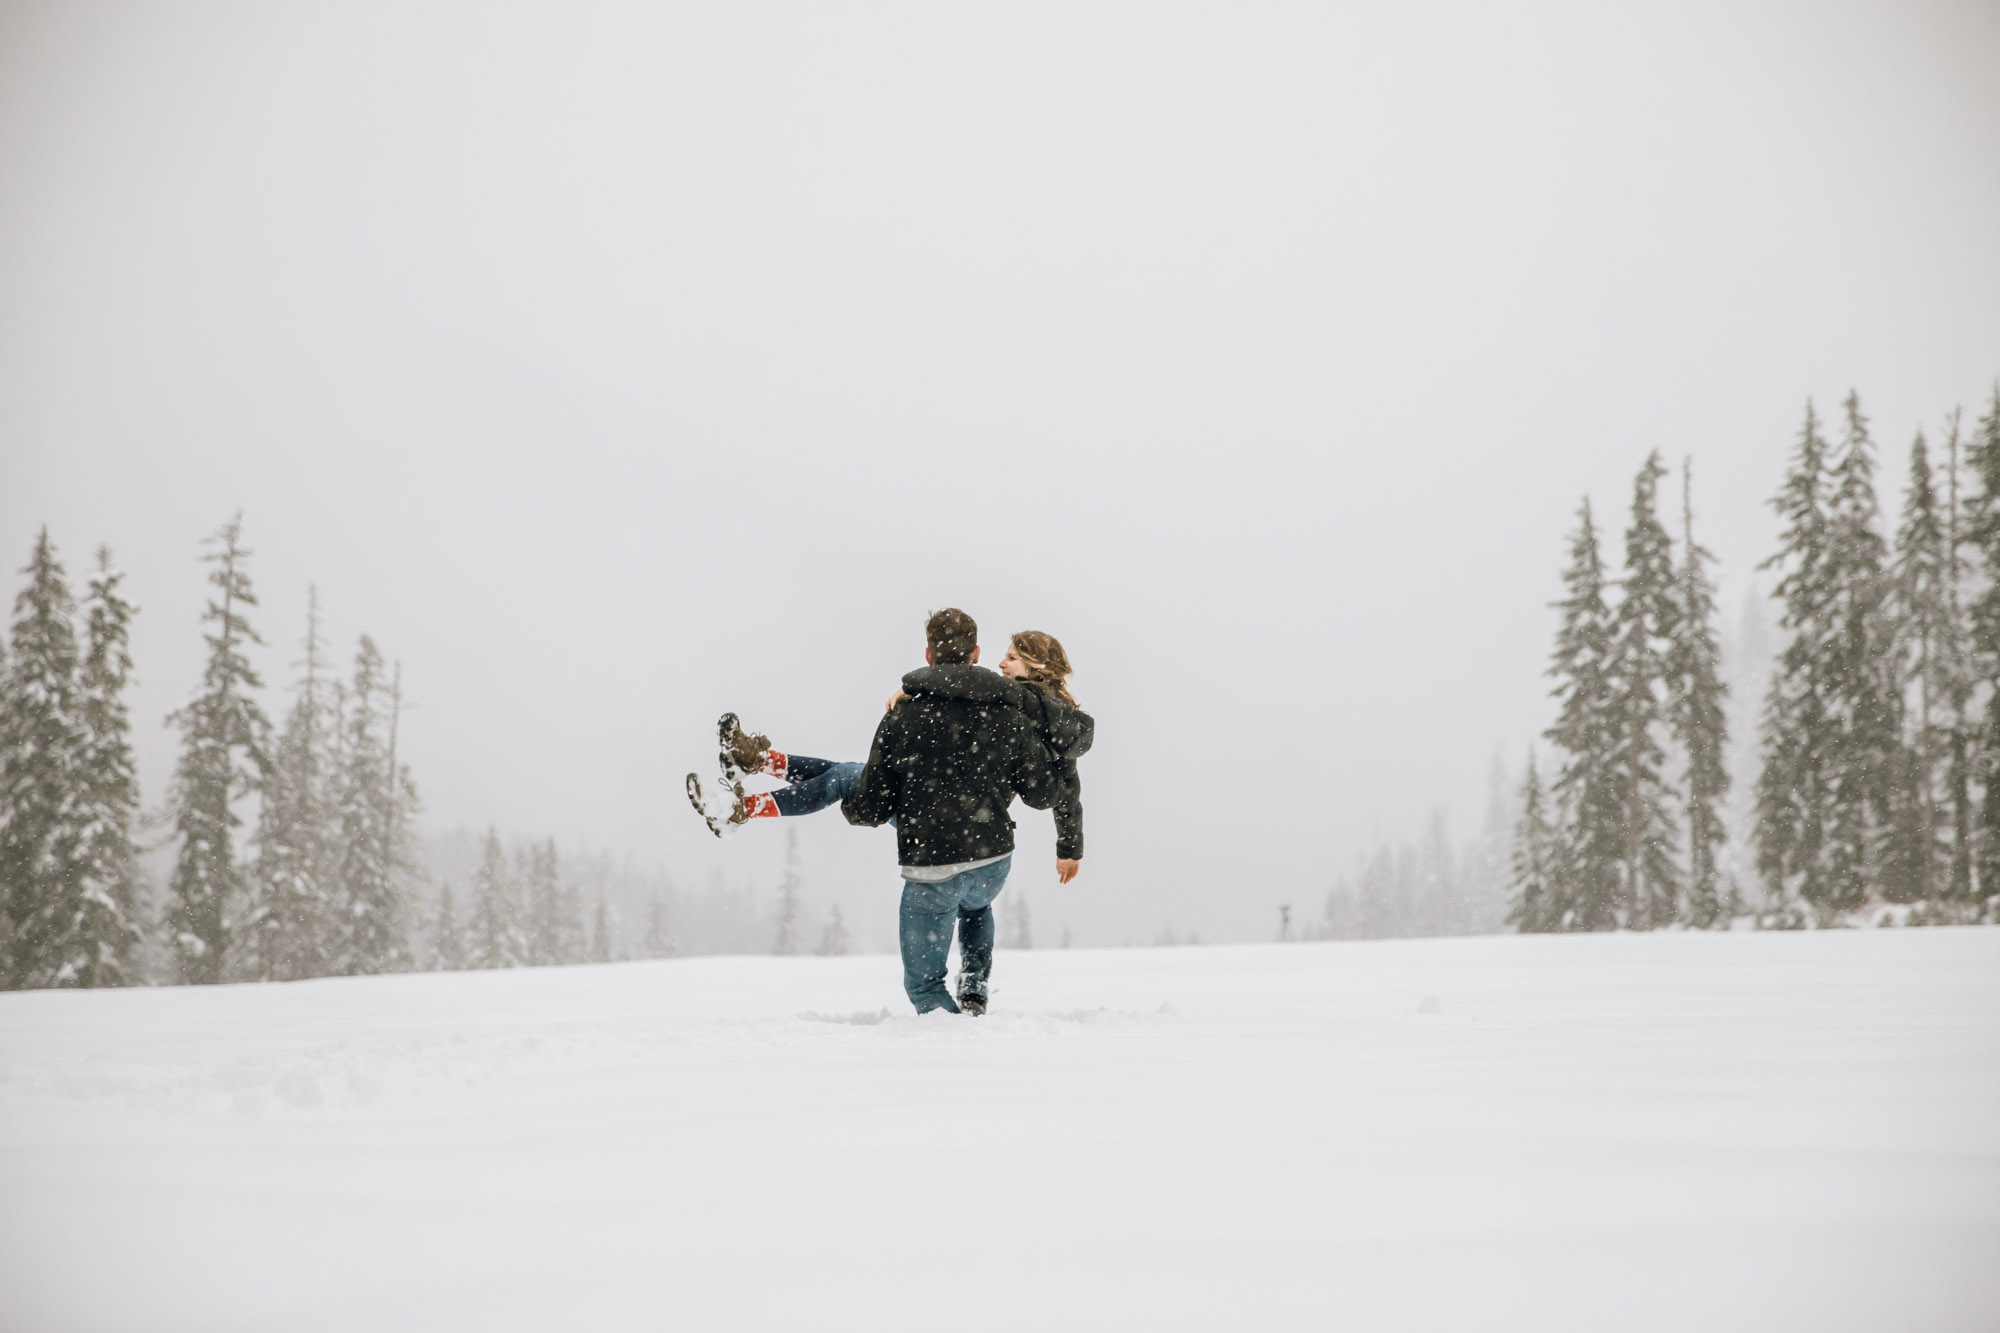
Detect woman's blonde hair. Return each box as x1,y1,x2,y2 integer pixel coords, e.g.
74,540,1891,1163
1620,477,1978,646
1009,630,1077,708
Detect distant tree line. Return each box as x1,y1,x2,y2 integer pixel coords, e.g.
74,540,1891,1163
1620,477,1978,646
0,515,435,988
1513,387,2000,931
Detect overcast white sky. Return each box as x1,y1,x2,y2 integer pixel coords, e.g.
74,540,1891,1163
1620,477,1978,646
4,1,1998,946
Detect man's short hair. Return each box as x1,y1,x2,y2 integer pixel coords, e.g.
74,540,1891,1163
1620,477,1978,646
926,608,978,664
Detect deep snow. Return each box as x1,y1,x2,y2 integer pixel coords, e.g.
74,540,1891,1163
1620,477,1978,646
2,929,1997,1331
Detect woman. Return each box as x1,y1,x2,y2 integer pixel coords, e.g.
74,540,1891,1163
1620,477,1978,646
687,631,1091,882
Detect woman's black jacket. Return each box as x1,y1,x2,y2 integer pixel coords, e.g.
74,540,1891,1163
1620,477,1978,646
897,664,1094,860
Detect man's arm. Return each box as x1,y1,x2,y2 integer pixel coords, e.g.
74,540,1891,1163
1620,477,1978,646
841,710,903,828
1006,713,1061,812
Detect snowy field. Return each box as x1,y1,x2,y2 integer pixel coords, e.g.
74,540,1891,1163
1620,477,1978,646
3,930,1998,1332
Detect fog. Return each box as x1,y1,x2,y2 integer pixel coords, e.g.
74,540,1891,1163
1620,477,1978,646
3,0,1998,947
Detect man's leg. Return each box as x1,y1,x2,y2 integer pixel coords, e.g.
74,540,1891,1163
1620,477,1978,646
899,879,962,1014
953,857,1012,1008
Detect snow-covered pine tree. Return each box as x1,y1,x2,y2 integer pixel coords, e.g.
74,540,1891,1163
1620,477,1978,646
466,830,524,968
1883,432,1960,904
69,547,145,984
522,839,563,965
432,881,466,971
0,530,88,989
1001,887,1033,948
816,903,852,955
1506,751,1560,932
246,586,340,981
331,637,414,975
165,515,270,984
557,875,588,965
640,892,674,958
589,896,612,963
1607,452,1682,928
1938,409,1977,905
1963,385,2000,906
1757,404,1835,916
1544,499,1621,931
1817,393,1897,917
1668,462,1731,927
772,826,801,955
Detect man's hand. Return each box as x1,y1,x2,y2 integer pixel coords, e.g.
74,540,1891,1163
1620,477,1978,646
885,690,910,712
1056,858,1080,884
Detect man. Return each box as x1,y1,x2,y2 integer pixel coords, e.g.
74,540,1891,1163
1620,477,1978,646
842,608,1060,1015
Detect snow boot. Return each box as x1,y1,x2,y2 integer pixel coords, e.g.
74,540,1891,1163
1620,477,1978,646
686,771,748,838
717,713,771,785
957,987,987,1017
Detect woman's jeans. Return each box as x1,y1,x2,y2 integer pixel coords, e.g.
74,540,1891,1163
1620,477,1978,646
770,754,864,817
899,856,1012,1014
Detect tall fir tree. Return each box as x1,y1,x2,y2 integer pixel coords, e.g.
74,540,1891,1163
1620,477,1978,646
522,839,564,966
816,904,852,956
1506,751,1562,932
246,587,340,980
589,896,612,963
0,530,88,988
1668,462,1731,927
1816,392,1897,916
1938,409,1977,904
1883,432,1960,903
1544,499,1621,930
166,516,270,984
1756,403,1836,914
772,826,802,955
431,881,466,971
1964,384,2000,905
69,547,145,984
466,829,525,968
330,637,415,975
1607,452,1682,928
640,892,674,958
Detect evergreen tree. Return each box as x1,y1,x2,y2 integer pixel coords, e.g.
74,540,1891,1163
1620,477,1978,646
1964,385,2000,903
640,892,674,958
1001,888,1033,948
1506,752,1561,932
246,587,340,980
1883,432,1961,903
432,881,466,971
330,637,414,974
772,827,801,955
1668,462,1731,927
164,517,271,983
589,895,612,963
816,903,851,955
1607,452,1682,927
466,830,525,968
69,547,145,984
522,839,564,965
0,530,87,988
1816,392,1897,916
1757,404,1836,914
1938,409,1977,905
1544,499,1621,930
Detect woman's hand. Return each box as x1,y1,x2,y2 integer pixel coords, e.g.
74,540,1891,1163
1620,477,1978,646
1056,858,1080,884
885,690,910,712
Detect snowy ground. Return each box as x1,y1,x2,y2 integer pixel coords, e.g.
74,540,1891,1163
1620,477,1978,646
2,930,1997,1332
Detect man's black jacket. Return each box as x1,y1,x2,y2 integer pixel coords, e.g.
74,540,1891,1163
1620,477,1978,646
842,664,1062,868
897,665,1093,860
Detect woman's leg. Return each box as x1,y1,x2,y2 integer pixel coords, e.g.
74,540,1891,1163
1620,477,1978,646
738,754,863,819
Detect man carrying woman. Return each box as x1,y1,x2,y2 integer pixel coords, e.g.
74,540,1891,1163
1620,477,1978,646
687,608,1092,1014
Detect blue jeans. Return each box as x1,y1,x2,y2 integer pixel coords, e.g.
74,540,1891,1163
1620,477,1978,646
899,856,1011,1014
770,754,864,817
